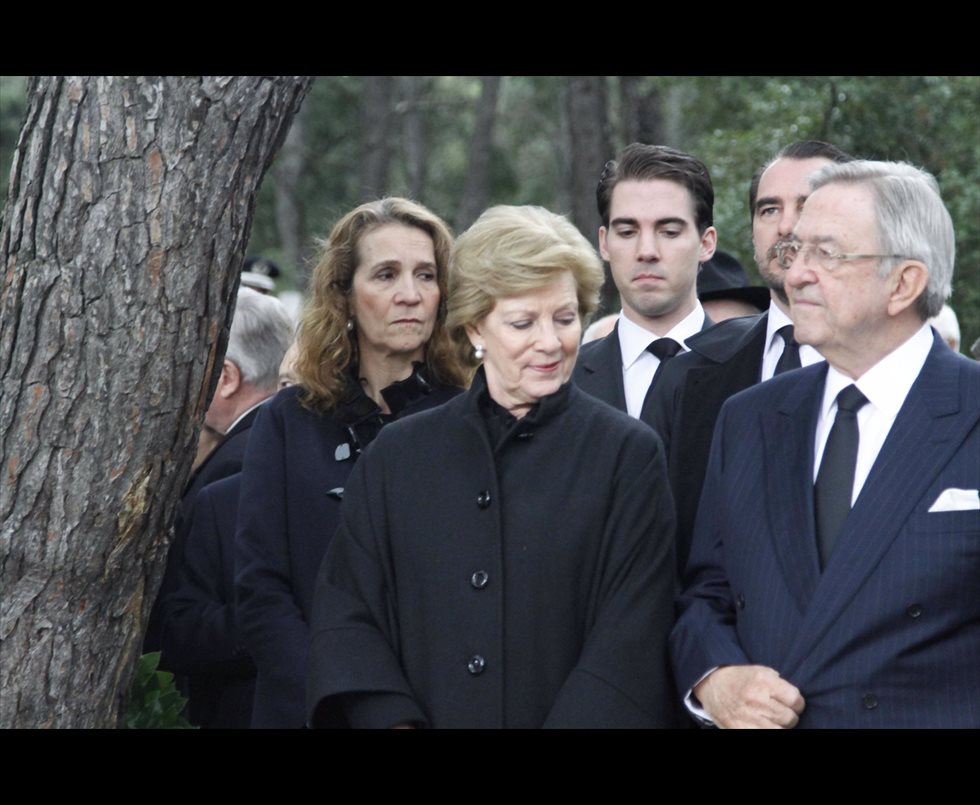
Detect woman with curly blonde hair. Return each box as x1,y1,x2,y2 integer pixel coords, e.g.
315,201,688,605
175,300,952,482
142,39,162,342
236,197,465,727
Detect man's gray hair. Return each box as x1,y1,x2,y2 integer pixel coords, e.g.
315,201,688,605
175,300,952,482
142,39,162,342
809,160,954,320
226,287,294,392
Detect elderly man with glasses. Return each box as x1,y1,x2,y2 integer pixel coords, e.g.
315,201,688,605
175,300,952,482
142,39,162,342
670,160,980,729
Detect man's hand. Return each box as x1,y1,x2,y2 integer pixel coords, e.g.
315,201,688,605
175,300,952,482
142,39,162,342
694,665,805,729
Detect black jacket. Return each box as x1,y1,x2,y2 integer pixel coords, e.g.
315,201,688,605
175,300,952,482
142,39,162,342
308,370,678,728
160,474,255,728
573,315,714,429
235,367,461,728
645,313,767,575
145,406,260,654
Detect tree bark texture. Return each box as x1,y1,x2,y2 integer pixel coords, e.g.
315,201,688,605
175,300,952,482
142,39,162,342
0,75,312,728
562,76,616,315
456,75,501,232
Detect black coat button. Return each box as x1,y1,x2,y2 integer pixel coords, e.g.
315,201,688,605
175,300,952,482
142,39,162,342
476,490,491,509
467,655,485,675
470,570,489,589
736,593,746,610
862,693,878,709
906,604,923,618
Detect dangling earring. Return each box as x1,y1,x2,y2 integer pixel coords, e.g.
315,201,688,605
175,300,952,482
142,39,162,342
347,319,355,333
474,344,485,361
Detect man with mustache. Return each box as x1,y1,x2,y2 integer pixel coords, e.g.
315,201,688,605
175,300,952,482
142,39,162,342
647,141,852,573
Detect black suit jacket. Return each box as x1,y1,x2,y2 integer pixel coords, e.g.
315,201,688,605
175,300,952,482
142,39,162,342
573,314,714,429
160,474,256,728
645,313,769,574
145,406,261,654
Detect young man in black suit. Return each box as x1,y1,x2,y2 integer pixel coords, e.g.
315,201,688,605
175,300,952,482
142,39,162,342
574,144,717,426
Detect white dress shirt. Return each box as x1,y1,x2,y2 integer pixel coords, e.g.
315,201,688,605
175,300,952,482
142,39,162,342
760,302,824,382
618,303,707,419
813,322,933,504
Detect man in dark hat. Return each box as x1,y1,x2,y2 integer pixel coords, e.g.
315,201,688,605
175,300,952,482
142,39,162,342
241,256,282,294
646,141,853,574
697,250,769,323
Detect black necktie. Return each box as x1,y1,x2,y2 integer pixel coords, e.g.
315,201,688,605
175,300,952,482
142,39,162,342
814,384,869,569
774,324,802,375
640,338,682,421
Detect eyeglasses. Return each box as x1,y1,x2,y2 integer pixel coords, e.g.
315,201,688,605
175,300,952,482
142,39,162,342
771,239,912,272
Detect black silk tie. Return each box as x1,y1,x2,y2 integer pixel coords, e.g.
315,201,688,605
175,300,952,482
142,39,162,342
814,384,869,569
774,324,802,375
640,338,682,420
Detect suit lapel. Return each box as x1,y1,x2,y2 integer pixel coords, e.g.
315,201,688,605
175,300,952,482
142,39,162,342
761,366,826,616
782,338,978,677
575,324,627,412
681,320,767,446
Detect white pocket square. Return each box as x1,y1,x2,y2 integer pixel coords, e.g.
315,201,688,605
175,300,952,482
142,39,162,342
928,488,980,512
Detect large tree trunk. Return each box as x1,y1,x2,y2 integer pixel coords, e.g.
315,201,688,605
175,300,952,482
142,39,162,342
456,75,502,231
562,76,616,315
0,75,312,728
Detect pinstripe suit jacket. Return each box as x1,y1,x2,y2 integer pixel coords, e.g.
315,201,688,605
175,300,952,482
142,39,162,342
670,331,980,727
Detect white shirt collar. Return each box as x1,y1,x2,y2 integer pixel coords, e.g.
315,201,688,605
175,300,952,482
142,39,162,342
765,301,795,354
617,302,706,370
820,322,934,423
224,399,267,435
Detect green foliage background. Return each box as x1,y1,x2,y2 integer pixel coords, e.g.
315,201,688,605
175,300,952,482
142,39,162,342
2,76,977,351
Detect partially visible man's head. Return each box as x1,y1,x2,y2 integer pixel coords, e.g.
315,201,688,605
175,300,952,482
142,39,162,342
929,304,961,352
205,288,293,432
785,160,953,375
807,160,954,320
596,144,717,332
226,288,295,391
750,141,853,304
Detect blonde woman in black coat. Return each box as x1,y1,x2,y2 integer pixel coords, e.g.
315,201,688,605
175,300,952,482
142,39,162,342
308,205,677,728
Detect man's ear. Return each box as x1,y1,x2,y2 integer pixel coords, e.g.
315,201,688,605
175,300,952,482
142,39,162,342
888,260,929,318
598,227,610,262
218,359,242,399
699,226,718,263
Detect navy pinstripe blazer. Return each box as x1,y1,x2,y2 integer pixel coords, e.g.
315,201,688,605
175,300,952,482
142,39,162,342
670,331,980,727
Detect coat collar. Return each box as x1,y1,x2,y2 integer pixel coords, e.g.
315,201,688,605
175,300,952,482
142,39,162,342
334,362,435,427
465,366,574,424
685,312,767,364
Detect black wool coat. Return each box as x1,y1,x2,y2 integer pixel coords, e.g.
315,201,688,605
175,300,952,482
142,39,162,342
236,368,461,728
308,370,678,729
